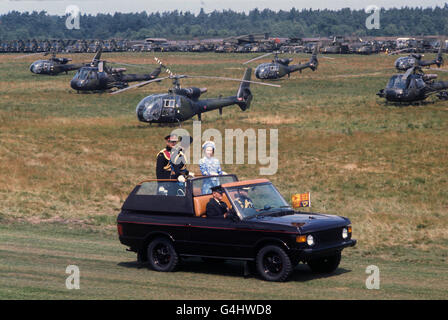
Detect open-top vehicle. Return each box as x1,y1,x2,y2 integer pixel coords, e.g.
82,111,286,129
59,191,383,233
117,175,356,281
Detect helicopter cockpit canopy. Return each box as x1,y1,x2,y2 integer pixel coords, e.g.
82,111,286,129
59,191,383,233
73,67,98,81
136,94,167,122
30,60,51,74
255,63,279,79
395,57,417,71
386,75,408,90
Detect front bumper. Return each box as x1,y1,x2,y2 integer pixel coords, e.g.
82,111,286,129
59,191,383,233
293,239,357,261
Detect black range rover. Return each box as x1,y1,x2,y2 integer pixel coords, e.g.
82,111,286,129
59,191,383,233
117,175,356,282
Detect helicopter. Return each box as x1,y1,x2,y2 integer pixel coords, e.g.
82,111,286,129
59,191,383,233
110,68,280,124
243,45,319,80
392,42,444,72
321,36,350,54
17,51,87,75
377,66,448,103
69,50,166,92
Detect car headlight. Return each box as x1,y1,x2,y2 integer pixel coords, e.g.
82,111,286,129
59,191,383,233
342,228,348,239
306,234,314,246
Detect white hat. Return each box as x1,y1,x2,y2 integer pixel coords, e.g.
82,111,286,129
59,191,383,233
202,140,215,150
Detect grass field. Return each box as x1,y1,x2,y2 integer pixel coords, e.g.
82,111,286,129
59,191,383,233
1,223,446,299
0,52,447,299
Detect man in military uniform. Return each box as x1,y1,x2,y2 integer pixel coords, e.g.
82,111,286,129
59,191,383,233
234,187,254,210
206,186,231,218
156,134,178,180
169,136,193,182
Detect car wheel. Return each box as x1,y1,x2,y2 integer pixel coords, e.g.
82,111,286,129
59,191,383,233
308,252,341,273
256,245,292,282
147,238,178,272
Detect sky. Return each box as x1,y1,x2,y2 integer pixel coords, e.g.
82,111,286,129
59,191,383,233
0,0,446,15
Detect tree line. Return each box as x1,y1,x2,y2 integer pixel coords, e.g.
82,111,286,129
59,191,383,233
1,5,448,40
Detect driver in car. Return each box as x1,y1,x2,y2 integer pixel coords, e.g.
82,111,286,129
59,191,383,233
206,186,231,219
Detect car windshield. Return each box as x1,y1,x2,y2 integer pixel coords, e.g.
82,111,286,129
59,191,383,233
226,183,292,219
192,175,238,196
386,75,408,89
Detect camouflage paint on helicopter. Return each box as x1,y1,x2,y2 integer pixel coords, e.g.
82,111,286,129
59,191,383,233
377,66,448,103
111,68,280,124
245,45,319,80
70,52,165,92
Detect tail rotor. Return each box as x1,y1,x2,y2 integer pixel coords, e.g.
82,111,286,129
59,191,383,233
436,39,444,67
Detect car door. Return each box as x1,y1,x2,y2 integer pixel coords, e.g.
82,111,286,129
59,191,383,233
188,216,260,259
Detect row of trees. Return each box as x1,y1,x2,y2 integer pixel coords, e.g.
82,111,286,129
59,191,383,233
1,6,448,40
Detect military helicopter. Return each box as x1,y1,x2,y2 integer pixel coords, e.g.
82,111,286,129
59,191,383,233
243,45,319,80
321,38,350,54
70,50,166,92
392,43,444,72
16,51,87,75
110,68,280,124
377,66,448,103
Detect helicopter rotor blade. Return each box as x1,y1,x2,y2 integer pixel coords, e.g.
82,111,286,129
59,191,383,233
154,57,174,76
402,66,415,80
107,61,148,68
388,48,411,56
428,68,448,72
107,60,165,71
297,51,335,60
185,75,281,87
243,52,273,65
110,76,170,95
14,52,45,59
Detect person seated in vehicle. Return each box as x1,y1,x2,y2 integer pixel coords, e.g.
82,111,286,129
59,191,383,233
234,187,254,211
206,186,231,219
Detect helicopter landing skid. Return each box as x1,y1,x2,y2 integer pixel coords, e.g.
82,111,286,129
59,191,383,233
385,100,433,107
436,91,448,100
157,121,181,128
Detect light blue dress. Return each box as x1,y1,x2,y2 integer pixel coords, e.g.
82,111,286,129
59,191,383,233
199,156,223,194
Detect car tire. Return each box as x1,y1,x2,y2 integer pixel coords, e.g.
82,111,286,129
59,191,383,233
147,238,179,272
256,245,292,282
308,252,341,273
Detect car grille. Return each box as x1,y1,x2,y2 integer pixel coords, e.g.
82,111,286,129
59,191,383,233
314,228,343,245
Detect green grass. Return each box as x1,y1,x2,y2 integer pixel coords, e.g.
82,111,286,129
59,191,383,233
0,52,447,299
0,223,446,299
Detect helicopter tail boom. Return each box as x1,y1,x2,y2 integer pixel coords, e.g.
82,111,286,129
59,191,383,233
429,80,448,92
436,41,444,67
288,47,319,74
236,68,253,111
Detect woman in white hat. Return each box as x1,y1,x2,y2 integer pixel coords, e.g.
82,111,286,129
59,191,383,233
199,141,224,194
